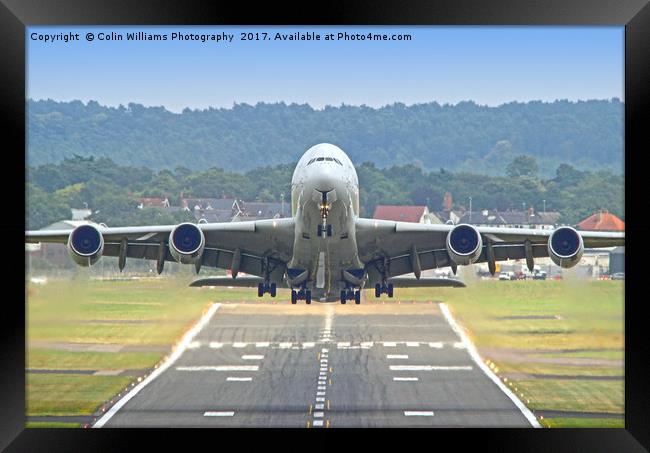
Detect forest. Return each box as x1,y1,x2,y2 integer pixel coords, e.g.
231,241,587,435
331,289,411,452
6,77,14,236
27,98,624,177
26,154,624,230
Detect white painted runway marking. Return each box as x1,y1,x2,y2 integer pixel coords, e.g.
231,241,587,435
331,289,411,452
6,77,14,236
321,348,329,353
93,303,222,428
233,342,247,348
227,377,252,382
314,412,324,418
360,342,374,348
317,385,326,390
428,342,443,349
279,342,292,349
204,411,235,417
337,342,350,348
315,403,324,409
389,365,473,371
317,391,326,396
176,365,259,371
313,420,323,427
387,354,409,359
187,341,201,349
404,411,434,417
209,342,223,349
383,342,397,347
453,341,466,349
393,377,419,381
242,355,264,360
406,342,420,347
255,342,270,348
303,342,315,348
439,303,541,428
316,397,325,402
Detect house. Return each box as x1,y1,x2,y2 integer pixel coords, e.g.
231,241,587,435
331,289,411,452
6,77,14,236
435,207,560,230
136,197,170,209
373,205,441,224
576,210,625,231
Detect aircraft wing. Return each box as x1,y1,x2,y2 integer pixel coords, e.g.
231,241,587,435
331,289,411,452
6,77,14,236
355,218,624,283
25,218,295,279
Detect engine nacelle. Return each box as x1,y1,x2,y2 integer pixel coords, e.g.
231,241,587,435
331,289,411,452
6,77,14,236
169,222,205,264
446,224,483,265
67,224,104,266
548,226,584,268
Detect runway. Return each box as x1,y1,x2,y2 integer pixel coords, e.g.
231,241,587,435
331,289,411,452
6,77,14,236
94,300,538,428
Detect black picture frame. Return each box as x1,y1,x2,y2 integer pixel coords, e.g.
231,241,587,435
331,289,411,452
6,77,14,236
3,0,648,451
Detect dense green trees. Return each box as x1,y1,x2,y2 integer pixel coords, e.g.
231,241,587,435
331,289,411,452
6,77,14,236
27,99,624,177
26,156,623,230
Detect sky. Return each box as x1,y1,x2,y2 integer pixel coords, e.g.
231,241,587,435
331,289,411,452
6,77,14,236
27,26,623,113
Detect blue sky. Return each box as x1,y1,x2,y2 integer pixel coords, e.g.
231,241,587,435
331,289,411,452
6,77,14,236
27,26,623,112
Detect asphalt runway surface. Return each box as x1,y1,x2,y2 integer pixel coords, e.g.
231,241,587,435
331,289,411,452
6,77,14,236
95,300,537,428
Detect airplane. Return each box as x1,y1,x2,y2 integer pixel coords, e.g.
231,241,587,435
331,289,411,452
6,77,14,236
25,143,625,304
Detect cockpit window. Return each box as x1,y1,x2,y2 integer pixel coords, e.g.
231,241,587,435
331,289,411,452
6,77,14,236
308,157,343,165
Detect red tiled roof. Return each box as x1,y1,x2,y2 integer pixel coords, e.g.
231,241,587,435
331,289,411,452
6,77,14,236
373,205,427,223
576,210,625,231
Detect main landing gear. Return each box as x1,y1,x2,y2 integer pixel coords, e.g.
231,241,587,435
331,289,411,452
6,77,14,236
291,288,312,305
340,289,361,305
257,282,277,297
374,282,394,298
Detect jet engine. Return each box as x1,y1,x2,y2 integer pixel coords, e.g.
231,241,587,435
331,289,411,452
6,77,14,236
67,224,104,266
169,222,205,264
547,226,584,268
446,224,483,265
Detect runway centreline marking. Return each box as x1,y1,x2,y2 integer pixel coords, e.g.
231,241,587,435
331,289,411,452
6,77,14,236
387,354,409,359
93,303,222,428
242,355,264,360
438,303,541,428
227,377,253,382
393,377,419,381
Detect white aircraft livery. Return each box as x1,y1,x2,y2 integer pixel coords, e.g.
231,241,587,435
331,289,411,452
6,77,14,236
26,143,625,304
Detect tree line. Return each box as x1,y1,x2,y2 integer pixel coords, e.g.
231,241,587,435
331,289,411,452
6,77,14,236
27,98,624,177
26,154,624,230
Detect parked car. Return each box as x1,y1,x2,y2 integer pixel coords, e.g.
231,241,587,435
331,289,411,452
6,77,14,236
532,271,547,280
611,272,625,280
498,272,515,281
514,271,527,280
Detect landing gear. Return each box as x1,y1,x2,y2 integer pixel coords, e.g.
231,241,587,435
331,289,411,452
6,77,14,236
341,288,361,304
374,282,394,298
291,287,311,304
257,281,277,298
317,224,333,237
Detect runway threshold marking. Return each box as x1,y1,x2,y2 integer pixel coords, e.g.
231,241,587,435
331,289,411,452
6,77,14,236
404,411,434,417
93,303,222,428
176,365,259,371
389,365,473,371
438,303,541,428
204,411,235,417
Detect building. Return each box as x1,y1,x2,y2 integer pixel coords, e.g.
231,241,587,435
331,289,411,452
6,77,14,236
435,207,560,229
136,197,170,209
576,210,625,232
373,205,441,224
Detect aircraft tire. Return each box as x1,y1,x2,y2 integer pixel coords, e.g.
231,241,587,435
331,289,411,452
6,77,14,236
291,290,297,305
375,283,381,298
354,290,361,305
270,283,277,297
258,283,264,297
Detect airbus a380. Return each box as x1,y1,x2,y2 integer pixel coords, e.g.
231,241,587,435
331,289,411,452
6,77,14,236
26,143,625,304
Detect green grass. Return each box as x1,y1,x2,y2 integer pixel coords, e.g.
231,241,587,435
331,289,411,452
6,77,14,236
540,417,624,428
27,374,134,416
511,379,624,413
28,349,161,370
26,277,224,421
26,422,82,428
